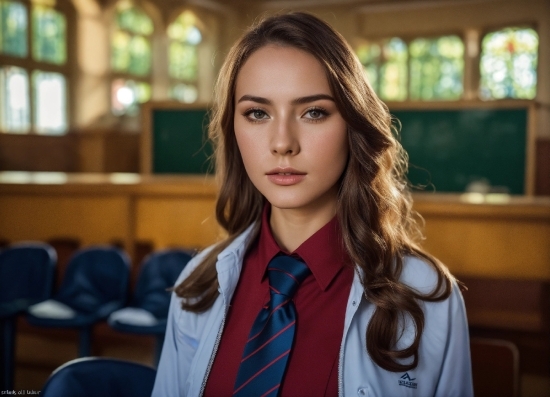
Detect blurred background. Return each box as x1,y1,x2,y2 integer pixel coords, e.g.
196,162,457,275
0,0,549,396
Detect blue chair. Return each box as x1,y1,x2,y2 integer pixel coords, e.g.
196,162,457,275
26,246,130,357
0,242,57,390
41,357,156,397
108,249,192,365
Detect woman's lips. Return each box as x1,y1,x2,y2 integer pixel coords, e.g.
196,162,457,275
267,173,306,185
266,168,306,186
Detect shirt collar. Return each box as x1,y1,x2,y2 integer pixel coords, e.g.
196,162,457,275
257,204,349,291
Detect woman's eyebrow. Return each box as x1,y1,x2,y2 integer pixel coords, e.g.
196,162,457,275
237,95,271,104
291,94,334,105
237,94,335,105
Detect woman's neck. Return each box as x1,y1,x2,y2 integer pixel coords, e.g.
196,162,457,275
269,200,337,253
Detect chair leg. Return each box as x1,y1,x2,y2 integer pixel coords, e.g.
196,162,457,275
1,317,16,390
78,327,92,357
154,334,165,367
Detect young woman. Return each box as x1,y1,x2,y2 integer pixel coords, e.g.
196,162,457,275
152,12,472,397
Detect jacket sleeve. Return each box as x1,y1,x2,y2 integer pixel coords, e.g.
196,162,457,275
151,286,184,397
151,249,210,397
433,283,474,397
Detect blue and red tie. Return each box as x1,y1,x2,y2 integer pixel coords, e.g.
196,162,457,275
233,254,311,397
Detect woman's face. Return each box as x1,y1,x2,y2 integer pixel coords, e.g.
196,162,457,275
234,45,349,214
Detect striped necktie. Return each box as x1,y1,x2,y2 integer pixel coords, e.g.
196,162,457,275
233,254,311,397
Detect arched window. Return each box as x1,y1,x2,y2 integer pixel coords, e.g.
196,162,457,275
356,38,408,101
0,0,69,134
409,35,464,100
167,10,202,103
110,1,153,115
480,27,538,100
356,35,464,101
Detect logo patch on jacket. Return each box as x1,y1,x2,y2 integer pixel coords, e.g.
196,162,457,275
399,373,417,389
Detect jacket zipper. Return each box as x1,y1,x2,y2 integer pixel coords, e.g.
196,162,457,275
198,308,227,397
338,333,345,397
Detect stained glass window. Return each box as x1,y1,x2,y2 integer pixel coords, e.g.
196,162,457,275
409,35,464,100
0,66,30,132
170,83,198,103
111,3,153,76
356,38,407,101
0,0,68,134
33,71,67,134
0,0,28,57
168,11,201,103
480,27,538,99
32,4,66,64
111,78,151,116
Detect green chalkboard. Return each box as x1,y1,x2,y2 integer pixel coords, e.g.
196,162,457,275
151,108,213,174
392,107,529,194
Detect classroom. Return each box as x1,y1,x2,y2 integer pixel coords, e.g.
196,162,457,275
0,0,549,396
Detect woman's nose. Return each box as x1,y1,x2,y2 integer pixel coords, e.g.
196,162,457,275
270,117,300,155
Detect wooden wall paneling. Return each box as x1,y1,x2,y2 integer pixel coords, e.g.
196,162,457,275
536,138,550,195
414,196,550,279
0,134,78,172
135,197,219,249
103,132,140,173
0,194,131,248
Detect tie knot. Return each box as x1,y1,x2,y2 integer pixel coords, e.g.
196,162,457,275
267,255,311,298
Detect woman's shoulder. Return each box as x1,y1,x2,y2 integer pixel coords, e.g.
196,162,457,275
399,255,450,295
173,244,218,286
173,224,257,286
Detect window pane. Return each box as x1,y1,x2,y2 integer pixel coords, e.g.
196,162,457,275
116,3,153,36
168,11,201,87
111,3,152,76
111,78,151,116
380,38,407,101
0,0,28,57
32,5,66,64
128,35,151,76
170,83,198,103
111,30,130,71
480,27,538,99
356,38,407,101
0,66,30,132
33,70,67,134
356,43,381,93
169,42,197,81
409,35,464,100
168,11,202,45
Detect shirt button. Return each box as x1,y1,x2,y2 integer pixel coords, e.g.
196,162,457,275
352,300,357,306
358,388,368,396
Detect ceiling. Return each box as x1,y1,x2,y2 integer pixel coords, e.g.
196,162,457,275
96,0,502,9
195,0,497,8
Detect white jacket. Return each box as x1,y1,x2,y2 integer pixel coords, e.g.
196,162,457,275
152,225,473,397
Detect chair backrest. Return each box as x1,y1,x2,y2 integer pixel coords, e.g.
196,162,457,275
41,357,156,397
55,247,130,313
0,242,57,306
133,249,192,318
470,337,520,397
47,238,81,290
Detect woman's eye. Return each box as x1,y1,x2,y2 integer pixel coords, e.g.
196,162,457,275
304,108,327,120
245,109,268,121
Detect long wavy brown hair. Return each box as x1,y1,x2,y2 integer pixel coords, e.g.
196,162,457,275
175,11,455,372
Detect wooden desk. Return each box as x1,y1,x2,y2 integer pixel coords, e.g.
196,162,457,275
1,172,549,279
0,172,219,259
414,192,550,279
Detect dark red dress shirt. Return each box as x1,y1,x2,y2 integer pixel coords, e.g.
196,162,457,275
204,205,354,397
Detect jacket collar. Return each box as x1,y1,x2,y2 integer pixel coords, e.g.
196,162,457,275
215,223,257,303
